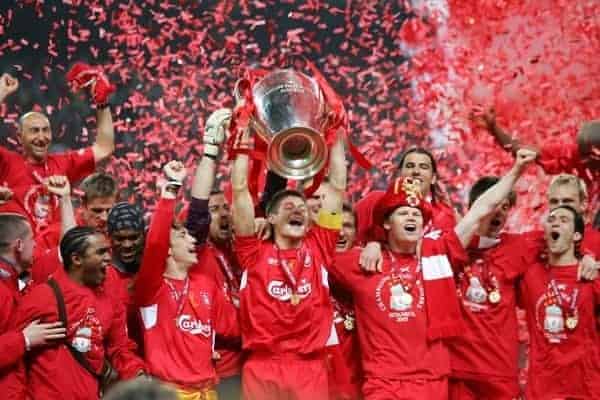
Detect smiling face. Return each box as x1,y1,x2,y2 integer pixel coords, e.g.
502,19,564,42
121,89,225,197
384,206,424,244
268,194,309,242
544,207,582,258
336,210,357,252
19,112,52,162
399,152,436,197
76,234,112,288
110,228,144,265
208,193,232,244
170,226,198,266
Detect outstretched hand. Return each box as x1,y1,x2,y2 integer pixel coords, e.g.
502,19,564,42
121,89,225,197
45,176,71,197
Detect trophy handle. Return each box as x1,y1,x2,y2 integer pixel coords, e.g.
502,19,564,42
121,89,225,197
233,78,251,104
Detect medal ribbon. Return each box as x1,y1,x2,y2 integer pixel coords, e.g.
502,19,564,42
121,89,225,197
387,250,419,292
465,250,500,295
164,277,190,317
212,245,240,292
548,277,579,318
276,244,308,295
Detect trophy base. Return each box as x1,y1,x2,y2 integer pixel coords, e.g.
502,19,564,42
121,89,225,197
267,126,328,180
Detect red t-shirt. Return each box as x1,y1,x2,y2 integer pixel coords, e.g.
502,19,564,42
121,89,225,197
354,190,457,244
0,147,95,231
448,233,534,380
16,267,144,400
331,230,467,383
192,243,244,379
234,224,339,355
519,262,600,399
134,198,239,390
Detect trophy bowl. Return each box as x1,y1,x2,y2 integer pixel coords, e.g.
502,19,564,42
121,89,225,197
237,69,329,180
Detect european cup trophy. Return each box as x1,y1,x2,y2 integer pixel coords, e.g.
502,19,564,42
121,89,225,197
234,69,330,180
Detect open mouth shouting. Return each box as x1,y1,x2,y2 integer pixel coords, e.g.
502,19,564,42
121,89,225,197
404,223,418,234
287,212,306,229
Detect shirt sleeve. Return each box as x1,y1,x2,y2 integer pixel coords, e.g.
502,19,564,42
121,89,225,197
233,235,261,271
0,287,25,369
307,210,343,267
60,147,96,184
132,198,174,306
185,197,211,246
354,190,385,244
104,288,146,379
330,249,362,290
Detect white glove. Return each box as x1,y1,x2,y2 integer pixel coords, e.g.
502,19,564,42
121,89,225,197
203,108,232,157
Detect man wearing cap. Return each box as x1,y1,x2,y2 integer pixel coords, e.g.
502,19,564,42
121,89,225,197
0,68,116,232
330,149,536,399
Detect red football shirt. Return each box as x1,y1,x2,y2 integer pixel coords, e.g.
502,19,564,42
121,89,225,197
234,223,339,355
448,233,534,381
192,243,244,379
331,230,467,383
134,198,239,390
519,262,600,399
0,147,95,231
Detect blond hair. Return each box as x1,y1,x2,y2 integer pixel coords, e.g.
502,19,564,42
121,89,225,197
548,174,588,202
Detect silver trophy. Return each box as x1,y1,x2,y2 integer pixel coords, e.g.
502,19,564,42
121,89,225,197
235,69,329,180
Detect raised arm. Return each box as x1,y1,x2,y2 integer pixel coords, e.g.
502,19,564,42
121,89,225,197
455,148,537,247
231,130,255,237
91,107,115,163
475,108,522,153
44,176,76,238
133,161,186,305
321,130,347,215
186,109,231,244
66,63,115,163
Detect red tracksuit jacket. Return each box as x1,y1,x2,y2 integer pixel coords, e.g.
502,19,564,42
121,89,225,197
0,259,26,399
16,266,144,399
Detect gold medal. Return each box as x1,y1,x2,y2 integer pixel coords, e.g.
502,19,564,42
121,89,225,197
565,316,578,330
290,293,300,306
343,316,355,331
488,290,501,304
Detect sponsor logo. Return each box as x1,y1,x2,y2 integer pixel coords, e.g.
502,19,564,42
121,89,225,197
176,314,212,337
267,279,312,301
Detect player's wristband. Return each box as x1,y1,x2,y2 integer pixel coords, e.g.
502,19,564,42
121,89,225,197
203,143,220,158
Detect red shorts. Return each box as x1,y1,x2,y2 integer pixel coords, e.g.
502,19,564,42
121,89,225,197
362,377,448,400
449,376,520,400
242,352,328,400
326,335,362,399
